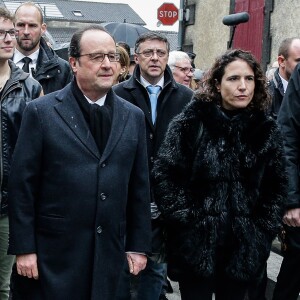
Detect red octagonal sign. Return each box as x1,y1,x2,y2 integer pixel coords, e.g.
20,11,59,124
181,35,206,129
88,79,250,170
157,3,179,26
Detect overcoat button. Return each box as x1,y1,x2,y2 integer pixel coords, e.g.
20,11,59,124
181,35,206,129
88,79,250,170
96,226,102,234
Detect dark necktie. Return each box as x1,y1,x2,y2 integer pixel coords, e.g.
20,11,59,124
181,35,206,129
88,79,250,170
146,85,161,124
22,57,32,73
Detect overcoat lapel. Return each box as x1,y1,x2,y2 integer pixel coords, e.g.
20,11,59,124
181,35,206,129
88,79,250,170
54,86,100,159
100,93,129,164
130,89,154,130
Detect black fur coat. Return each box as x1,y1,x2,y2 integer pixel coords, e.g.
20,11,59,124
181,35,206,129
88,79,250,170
153,97,287,282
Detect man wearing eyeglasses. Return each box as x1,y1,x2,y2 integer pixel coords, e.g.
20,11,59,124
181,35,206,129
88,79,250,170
12,2,72,94
8,25,151,300
0,6,42,300
114,32,194,300
168,50,194,88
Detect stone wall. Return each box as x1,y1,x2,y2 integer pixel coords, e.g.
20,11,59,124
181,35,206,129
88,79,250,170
185,0,300,71
184,0,231,71
269,0,300,65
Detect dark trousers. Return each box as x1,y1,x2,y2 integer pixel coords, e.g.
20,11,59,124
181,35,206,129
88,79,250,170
272,248,300,300
247,262,268,300
116,258,165,300
179,274,248,300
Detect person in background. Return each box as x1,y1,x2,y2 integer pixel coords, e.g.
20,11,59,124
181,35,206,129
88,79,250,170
128,54,136,76
273,62,300,300
7,24,151,300
153,49,287,300
269,37,300,120
113,45,130,85
186,51,196,69
114,31,194,300
0,6,42,300
168,50,194,88
191,68,205,91
266,60,279,82
117,41,130,57
13,1,72,94
247,37,300,300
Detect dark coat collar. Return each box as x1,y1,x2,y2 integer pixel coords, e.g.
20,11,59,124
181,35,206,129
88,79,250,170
54,81,129,162
179,96,267,137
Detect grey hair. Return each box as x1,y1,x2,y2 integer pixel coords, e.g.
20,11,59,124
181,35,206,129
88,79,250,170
168,51,191,71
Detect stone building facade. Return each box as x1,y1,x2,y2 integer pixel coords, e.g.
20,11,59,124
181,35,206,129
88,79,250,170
182,0,300,72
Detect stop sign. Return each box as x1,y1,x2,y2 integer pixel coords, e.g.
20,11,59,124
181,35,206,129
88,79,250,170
157,3,179,26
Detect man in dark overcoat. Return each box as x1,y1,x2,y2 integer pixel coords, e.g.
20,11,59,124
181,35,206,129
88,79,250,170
274,60,300,300
113,32,194,299
7,25,151,300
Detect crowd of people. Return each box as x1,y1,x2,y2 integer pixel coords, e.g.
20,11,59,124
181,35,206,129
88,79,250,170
0,1,299,300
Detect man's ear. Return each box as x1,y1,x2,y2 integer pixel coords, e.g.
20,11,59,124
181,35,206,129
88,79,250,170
278,55,285,68
69,57,77,73
41,23,47,35
134,54,139,64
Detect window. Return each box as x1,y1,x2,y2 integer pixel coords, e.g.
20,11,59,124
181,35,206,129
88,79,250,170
73,10,83,17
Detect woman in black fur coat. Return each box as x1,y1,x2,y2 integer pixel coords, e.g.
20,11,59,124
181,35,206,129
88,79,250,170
152,49,287,300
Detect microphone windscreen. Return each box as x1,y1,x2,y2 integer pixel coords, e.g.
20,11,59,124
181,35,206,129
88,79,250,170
222,12,250,26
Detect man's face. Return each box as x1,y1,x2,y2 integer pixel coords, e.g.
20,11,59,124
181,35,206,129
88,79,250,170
15,5,46,55
134,39,168,84
69,30,118,101
172,58,194,87
0,18,15,62
279,39,300,80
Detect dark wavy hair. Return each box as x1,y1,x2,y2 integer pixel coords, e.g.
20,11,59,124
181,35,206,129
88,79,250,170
196,49,270,111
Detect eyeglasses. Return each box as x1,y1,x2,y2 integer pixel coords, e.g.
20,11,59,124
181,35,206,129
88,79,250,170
174,65,195,74
136,49,168,58
0,29,18,40
77,52,120,63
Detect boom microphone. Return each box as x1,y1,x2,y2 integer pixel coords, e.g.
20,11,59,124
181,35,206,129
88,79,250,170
222,12,250,26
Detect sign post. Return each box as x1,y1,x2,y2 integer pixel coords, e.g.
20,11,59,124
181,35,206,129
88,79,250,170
157,3,179,26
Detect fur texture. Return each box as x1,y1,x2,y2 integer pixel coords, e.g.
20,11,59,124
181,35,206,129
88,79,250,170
153,97,287,282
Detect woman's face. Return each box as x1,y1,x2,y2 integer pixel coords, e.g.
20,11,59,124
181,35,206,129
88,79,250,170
112,61,126,85
217,59,255,110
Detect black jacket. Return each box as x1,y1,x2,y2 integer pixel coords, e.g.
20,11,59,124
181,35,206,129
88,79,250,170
113,65,193,254
269,69,285,120
0,60,42,215
278,64,300,210
153,97,287,281
32,38,72,94
113,65,193,176
277,64,300,251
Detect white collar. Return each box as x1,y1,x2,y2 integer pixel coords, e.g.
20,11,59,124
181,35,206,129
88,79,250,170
14,48,40,64
84,94,107,106
140,75,164,90
279,73,288,93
